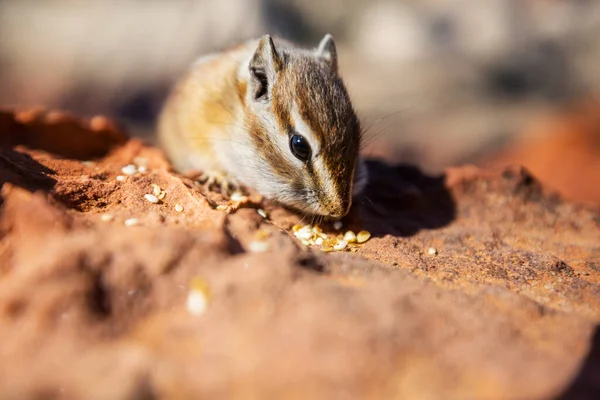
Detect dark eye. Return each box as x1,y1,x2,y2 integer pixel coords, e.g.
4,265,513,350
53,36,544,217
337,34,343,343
290,134,311,162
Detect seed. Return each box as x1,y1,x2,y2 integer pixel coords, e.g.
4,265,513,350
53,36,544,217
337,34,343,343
216,205,228,211
144,194,159,204
100,214,113,222
230,191,246,202
256,209,268,219
333,221,343,230
121,164,137,176
124,218,139,227
116,175,126,182
248,241,270,252
427,247,438,255
174,204,184,213
294,227,313,240
314,237,324,245
333,239,348,251
137,165,148,173
151,184,162,196
356,230,371,244
343,231,357,243
157,191,167,200
187,278,212,316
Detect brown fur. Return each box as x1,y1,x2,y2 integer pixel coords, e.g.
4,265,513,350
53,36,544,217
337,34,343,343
157,35,361,217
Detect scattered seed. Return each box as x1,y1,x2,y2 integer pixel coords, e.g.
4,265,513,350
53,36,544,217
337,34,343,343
174,204,184,213
294,227,313,240
230,191,246,202
151,184,162,196
82,161,94,167
116,175,126,182
216,205,228,211
333,239,348,251
187,278,211,316
121,164,137,176
124,218,139,227
137,165,148,173
100,214,113,222
256,209,268,219
343,231,357,243
356,230,371,244
157,191,166,200
144,194,159,204
314,237,324,245
333,221,343,230
427,247,438,255
248,241,270,252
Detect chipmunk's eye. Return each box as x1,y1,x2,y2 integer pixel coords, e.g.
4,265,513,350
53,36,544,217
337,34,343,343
290,134,311,162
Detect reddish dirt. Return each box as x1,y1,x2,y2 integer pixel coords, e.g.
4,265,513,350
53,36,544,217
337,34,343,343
0,108,599,399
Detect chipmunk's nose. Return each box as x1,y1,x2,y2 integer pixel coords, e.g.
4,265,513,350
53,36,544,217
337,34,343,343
325,196,352,219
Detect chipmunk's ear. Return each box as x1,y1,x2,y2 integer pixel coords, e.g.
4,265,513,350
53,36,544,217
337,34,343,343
316,34,338,72
249,35,282,102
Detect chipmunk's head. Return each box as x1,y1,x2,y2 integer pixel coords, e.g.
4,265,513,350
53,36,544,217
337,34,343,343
242,34,363,219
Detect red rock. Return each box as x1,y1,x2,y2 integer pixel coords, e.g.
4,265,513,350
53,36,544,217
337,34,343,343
0,108,598,399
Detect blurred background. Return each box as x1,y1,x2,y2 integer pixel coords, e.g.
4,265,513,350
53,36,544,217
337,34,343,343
1,0,599,205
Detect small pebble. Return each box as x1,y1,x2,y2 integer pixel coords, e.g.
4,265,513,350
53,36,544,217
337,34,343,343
256,209,268,219
124,218,139,227
144,194,159,204
356,230,371,244
174,204,184,213
427,247,438,255
100,214,113,222
248,241,270,253
121,164,137,176
133,156,149,166
116,175,126,182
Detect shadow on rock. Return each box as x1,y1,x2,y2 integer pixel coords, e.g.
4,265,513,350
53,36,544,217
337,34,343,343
557,327,600,400
0,149,56,196
353,159,456,238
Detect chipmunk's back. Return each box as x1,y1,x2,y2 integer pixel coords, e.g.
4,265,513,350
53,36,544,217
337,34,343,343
158,40,257,174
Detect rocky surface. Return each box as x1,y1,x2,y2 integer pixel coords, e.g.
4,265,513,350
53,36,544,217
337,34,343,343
0,108,599,399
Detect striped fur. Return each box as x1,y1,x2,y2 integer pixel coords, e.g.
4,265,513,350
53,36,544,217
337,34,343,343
158,34,363,218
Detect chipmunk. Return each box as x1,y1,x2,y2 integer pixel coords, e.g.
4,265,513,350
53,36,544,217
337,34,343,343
158,34,367,218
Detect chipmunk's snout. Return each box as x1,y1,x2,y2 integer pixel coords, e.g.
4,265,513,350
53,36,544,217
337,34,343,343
319,192,352,219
